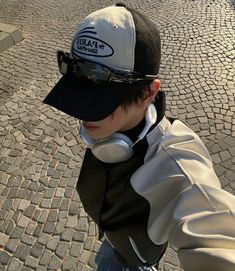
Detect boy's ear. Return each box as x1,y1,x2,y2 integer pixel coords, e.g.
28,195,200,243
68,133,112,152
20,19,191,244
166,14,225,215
143,79,161,105
150,79,161,92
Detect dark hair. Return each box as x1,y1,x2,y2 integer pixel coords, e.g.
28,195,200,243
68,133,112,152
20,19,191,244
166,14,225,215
119,81,152,110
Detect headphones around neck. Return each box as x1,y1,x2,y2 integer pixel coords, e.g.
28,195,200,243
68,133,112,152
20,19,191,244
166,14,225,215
79,103,157,163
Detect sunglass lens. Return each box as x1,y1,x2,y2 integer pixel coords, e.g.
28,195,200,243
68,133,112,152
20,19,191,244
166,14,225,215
76,62,110,82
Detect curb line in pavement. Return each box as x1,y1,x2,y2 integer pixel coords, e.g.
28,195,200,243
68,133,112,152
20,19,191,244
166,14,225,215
0,23,24,53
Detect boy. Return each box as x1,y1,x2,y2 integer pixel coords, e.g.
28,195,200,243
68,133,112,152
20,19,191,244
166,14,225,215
43,3,235,271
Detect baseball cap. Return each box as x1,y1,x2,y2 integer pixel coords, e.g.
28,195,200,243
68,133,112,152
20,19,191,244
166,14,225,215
43,3,161,121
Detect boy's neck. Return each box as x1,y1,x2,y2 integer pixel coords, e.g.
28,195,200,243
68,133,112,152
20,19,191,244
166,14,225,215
122,117,146,143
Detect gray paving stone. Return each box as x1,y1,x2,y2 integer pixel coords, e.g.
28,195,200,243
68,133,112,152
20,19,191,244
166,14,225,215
8,257,23,271
93,240,102,254
59,198,70,211
53,220,65,235
68,177,78,187
48,255,61,270
65,187,73,198
226,170,235,182
66,215,78,228
46,235,60,251
36,266,48,271
76,217,89,232
0,210,7,220
0,233,9,247
61,228,74,242
46,210,58,223
43,187,55,199
51,198,62,209
25,255,39,268
40,199,52,208
84,237,95,251
38,248,52,266
38,210,48,223
5,239,20,254
58,210,68,220
17,189,29,199
18,243,31,261
69,201,80,215
219,150,231,162
79,250,92,265
37,233,49,246
75,262,84,271
88,252,97,269
31,192,43,205
5,220,15,235
0,251,11,265
55,242,70,259
8,187,19,198
10,227,24,239
21,234,36,246
32,224,43,238
25,221,37,235
32,209,42,222
26,190,34,201
30,242,44,258
55,187,65,197
23,205,36,218
69,242,83,258
88,222,97,237
43,222,56,234
62,255,77,270
48,179,59,188
1,198,13,210
58,178,68,188
13,243,26,258
28,182,39,192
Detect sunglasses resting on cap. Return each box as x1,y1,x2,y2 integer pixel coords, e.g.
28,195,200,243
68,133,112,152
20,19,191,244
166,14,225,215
57,51,158,84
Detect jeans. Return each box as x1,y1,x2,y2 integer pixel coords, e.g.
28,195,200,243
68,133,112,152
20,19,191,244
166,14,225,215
95,239,159,271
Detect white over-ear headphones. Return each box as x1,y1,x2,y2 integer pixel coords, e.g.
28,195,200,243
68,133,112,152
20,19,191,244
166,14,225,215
79,104,157,163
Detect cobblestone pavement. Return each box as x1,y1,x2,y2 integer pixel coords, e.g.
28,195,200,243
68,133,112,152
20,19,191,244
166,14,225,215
0,0,234,270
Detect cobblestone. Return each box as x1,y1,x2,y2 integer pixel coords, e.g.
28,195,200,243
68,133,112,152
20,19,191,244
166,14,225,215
43,222,56,234
55,242,70,259
39,248,52,266
0,233,9,247
30,242,44,258
48,255,61,270
62,255,77,270
8,257,23,271
5,239,20,253
0,0,234,270
46,235,60,251
10,227,24,239
25,256,39,268
21,234,35,246
61,228,74,242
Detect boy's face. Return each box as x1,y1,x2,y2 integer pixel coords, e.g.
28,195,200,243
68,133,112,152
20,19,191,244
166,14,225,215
82,101,146,140
81,79,160,140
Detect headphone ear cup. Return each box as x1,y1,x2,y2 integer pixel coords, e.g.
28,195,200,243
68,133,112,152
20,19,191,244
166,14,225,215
92,133,134,163
79,124,96,147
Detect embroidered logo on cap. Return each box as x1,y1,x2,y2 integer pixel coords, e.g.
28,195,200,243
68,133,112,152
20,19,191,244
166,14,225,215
72,27,114,58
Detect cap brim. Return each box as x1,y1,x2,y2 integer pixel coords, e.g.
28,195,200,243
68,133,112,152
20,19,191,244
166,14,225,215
43,72,134,121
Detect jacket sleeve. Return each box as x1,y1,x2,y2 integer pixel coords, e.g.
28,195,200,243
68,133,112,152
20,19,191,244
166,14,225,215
166,185,235,271
131,120,235,271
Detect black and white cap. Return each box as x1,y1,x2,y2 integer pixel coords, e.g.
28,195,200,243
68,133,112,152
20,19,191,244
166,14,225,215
43,3,161,121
